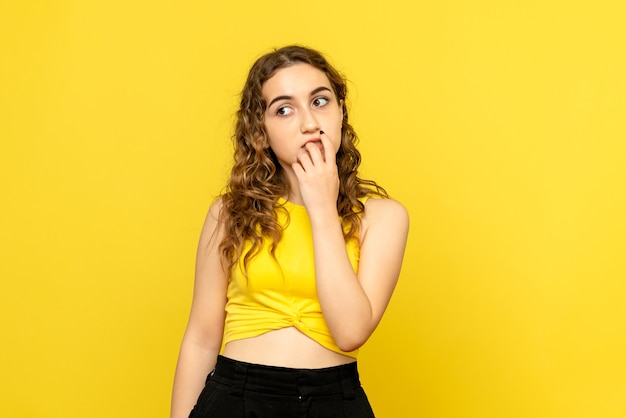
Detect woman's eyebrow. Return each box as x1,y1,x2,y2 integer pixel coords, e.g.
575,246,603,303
267,95,292,108
267,86,333,108
310,86,332,96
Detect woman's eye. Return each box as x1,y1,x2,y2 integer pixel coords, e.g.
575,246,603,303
313,97,329,107
276,106,292,116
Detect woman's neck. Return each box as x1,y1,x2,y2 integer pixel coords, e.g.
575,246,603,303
281,167,305,206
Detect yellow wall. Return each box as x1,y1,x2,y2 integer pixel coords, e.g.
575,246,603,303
1,1,625,417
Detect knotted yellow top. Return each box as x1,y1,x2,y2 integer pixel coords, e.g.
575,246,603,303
223,198,362,358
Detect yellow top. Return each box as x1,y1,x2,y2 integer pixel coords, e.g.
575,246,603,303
223,198,362,358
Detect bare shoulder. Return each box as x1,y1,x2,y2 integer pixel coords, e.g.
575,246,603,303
197,196,227,257
206,196,224,223
200,197,225,233
363,197,409,229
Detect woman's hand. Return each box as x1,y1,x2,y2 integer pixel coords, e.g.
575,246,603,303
291,134,339,219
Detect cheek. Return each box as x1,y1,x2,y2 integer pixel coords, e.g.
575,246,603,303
333,119,343,145
263,122,281,144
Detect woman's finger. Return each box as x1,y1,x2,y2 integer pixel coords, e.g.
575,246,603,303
319,134,335,163
304,141,325,165
296,149,313,171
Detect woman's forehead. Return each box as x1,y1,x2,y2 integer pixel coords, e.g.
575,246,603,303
262,64,332,99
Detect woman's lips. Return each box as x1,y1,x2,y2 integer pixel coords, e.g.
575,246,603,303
302,130,325,149
302,139,325,160
303,139,323,148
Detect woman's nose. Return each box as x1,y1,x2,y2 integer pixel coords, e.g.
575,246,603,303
300,108,320,133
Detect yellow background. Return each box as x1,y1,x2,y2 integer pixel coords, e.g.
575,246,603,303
1,1,625,417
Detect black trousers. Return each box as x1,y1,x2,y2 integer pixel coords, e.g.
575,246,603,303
189,355,376,418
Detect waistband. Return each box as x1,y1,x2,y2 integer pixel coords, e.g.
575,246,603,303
211,355,361,399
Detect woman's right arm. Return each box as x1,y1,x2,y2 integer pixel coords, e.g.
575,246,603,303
171,199,229,418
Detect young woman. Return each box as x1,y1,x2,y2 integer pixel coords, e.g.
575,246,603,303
171,45,409,418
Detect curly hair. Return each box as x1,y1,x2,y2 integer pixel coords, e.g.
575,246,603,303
218,45,387,273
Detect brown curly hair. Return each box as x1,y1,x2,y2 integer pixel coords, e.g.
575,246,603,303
219,45,387,272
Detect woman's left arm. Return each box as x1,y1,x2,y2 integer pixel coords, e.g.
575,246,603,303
293,137,409,352
310,197,409,352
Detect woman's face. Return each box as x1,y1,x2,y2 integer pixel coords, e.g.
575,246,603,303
262,63,343,169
